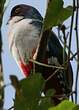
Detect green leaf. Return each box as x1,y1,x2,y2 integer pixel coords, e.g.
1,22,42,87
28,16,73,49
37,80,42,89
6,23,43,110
58,6,73,23
44,0,73,30
14,73,45,110
20,73,44,98
46,89,55,97
48,100,79,110
39,97,53,110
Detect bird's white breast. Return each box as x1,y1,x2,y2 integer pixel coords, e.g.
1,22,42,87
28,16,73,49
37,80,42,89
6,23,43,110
8,16,41,65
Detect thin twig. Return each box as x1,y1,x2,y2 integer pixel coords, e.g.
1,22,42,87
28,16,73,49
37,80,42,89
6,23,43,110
35,0,53,71
54,91,76,99
8,106,14,110
45,50,79,82
74,0,79,104
0,31,3,110
29,59,64,69
67,0,75,102
69,50,79,61
45,68,60,82
58,30,77,61
68,0,75,60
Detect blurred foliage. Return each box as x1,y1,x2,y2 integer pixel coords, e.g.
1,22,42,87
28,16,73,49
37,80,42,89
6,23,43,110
44,0,73,30
49,100,79,110
11,74,79,110
11,74,53,110
0,75,4,108
0,0,6,109
0,0,5,25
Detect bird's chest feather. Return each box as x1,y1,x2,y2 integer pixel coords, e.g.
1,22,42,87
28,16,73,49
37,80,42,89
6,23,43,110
9,18,41,65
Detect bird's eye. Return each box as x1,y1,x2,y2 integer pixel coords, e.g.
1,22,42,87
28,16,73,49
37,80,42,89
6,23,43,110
15,7,21,14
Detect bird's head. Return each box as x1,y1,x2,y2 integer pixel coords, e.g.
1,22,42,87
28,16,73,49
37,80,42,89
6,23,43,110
8,4,43,23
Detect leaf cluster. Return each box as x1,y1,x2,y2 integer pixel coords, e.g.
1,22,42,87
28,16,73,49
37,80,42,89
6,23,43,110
13,73,53,110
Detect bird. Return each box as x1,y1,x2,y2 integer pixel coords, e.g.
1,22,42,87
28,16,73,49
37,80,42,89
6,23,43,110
7,4,73,105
